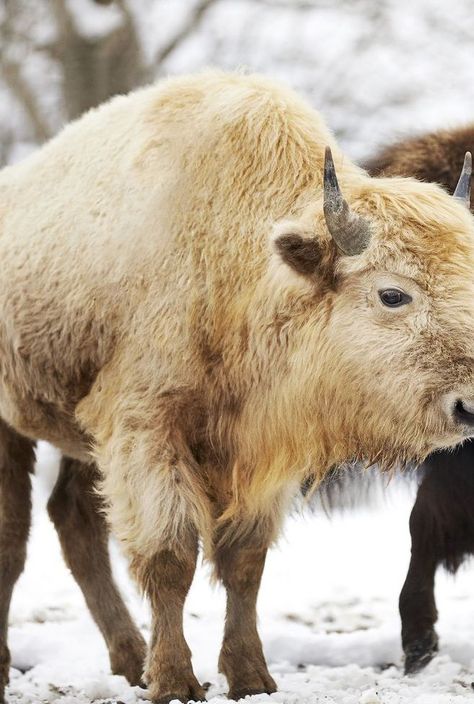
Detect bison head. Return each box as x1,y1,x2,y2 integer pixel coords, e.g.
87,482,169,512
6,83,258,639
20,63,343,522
270,148,474,470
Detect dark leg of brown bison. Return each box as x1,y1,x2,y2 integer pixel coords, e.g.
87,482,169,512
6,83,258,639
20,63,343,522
214,534,277,700
399,531,438,673
130,535,205,704
0,421,34,703
399,441,474,674
47,457,146,685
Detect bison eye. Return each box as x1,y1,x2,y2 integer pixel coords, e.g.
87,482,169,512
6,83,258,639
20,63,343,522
378,288,412,307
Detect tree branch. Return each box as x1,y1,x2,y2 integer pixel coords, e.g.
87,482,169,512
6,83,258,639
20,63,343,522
1,61,51,142
0,1,51,142
153,0,218,68
49,0,77,47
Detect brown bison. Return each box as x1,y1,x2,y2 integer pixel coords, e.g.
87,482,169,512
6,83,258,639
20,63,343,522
367,123,474,675
2,72,474,703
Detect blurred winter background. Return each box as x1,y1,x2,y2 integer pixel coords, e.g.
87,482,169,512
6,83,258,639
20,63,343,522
2,0,474,166
2,1,474,702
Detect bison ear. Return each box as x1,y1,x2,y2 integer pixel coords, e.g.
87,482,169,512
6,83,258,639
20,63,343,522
273,232,324,278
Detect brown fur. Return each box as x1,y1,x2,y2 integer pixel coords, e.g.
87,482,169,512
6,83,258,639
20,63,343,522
215,535,276,699
398,446,474,672
130,536,204,704
0,421,33,704
2,73,474,700
47,458,146,685
365,124,474,196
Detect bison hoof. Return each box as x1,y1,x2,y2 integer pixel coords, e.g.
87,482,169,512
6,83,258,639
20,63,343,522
225,669,277,701
109,634,147,686
0,644,10,703
219,648,277,701
153,693,204,704
150,675,206,704
404,630,439,674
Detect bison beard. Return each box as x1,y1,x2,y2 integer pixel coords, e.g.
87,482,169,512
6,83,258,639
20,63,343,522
366,124,474,675
2,73,474,703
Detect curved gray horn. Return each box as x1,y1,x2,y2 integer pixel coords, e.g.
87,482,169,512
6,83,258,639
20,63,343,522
453,151,472,208
323,146,371,255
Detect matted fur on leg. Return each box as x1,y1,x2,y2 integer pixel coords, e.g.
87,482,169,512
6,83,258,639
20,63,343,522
130,534,205,704
79,385,214,561
84,396,214,703
212,509,285,700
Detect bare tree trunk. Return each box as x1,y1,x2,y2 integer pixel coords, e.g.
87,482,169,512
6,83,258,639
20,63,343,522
50,0,148,121
0,0,218,164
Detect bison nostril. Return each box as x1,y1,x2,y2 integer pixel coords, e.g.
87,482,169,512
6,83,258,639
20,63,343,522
454,399,474,426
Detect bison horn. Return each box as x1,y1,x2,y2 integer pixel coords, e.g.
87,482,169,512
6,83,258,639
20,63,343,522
323,147,371,256
453,151,472,209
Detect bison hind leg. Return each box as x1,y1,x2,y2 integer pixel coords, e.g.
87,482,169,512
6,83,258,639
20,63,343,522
47,457,146,686
0,421,34,703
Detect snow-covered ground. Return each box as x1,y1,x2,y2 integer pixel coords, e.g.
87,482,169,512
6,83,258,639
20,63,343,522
6,443,474,703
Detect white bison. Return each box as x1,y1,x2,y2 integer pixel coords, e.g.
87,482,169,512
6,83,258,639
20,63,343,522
1,71,474,703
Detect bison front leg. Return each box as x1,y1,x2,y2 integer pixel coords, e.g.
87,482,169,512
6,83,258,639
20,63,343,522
399,442,474,674
214,534,276,700
399,494,439,674
131,535,205,704
88,419,210,702
399,551,438,674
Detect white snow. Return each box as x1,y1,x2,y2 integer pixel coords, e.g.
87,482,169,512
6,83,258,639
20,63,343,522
6,443,474,703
